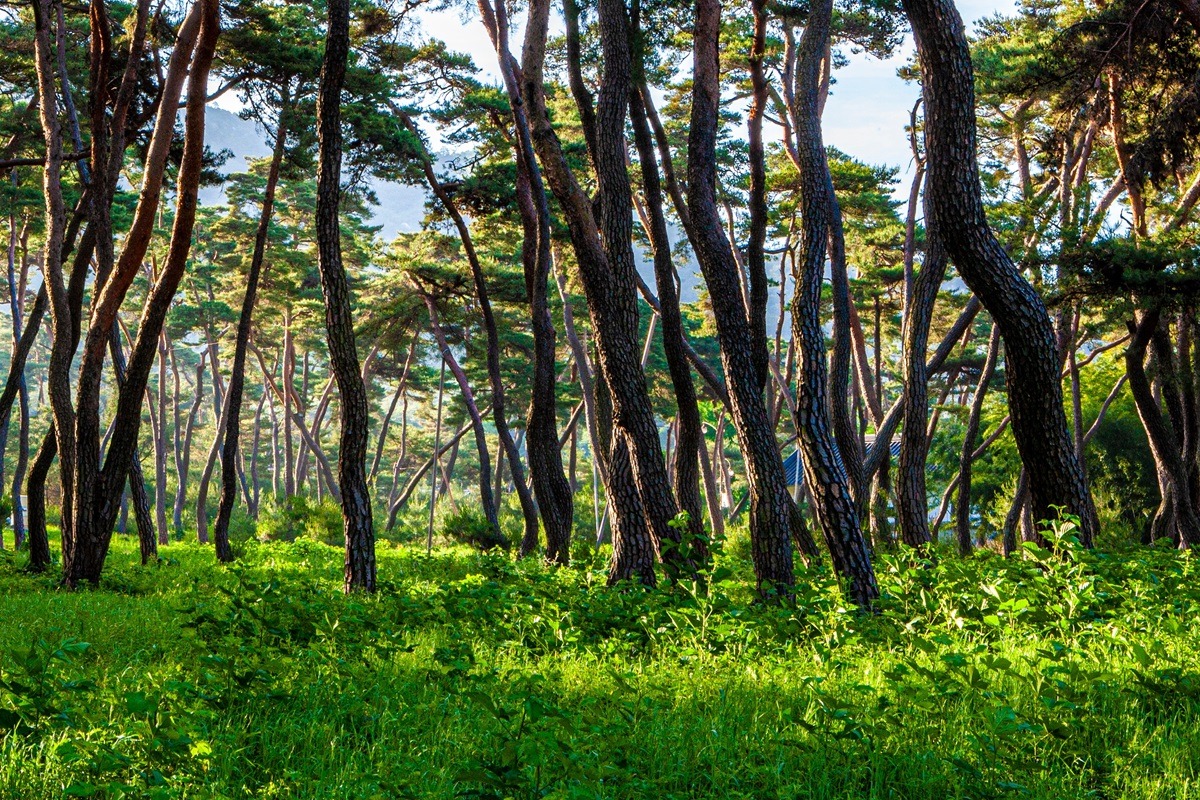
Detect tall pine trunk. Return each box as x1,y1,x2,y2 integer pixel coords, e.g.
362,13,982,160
688,0,817,596
316,0,375,591
790,0,877,608
213,116,288,561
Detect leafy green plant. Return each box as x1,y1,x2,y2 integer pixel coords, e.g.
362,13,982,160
440,508,510,552
257,496,342,545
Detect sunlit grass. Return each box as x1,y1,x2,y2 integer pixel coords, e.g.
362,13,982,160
0,530,1197,799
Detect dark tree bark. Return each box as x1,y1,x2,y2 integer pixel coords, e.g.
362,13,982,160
104,325,159,563
688,0,818,596
1127,310,1200,547
629,85,706,559
316,0,375,591
4,201,30,548
67,4,202,581
896,240,949,548
478,0,574,563
213,117,287,562
955,324,1001,555
789,0,877,608
745,0,772,392
31,0,76,565
902,0,1098,539
71,0,218,585
521,0,681,582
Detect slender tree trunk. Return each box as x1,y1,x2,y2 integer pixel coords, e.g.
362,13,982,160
478,0,574,563
249,391,265,518
1127,310,1200,547
687,0,817,595
521,0,679,582
629,85,706,558
213,118,288,561
108,326,158,563
369,338,417,483
402,115,538,555
4,197,30,547
317,0,375,591
896,238,949,548
955,324,1000,555
283,312,296,497
153,331,169,543
745,0,772,392
422,293,505,544
174,360,204,536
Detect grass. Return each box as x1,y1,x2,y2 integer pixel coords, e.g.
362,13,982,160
0,524,1198,799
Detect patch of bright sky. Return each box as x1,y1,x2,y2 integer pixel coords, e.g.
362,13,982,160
403,0,1017,187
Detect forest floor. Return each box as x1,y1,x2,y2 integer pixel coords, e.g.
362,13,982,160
0,528,1197,799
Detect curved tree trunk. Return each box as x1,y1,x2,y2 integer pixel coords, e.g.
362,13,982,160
478,0,574,563
629,86,707,561
687,0,818,596
1127,310,1200,547
316,0,375,591
401,112,538,555
902,0,1098,540
87,2,217,580
521,0,679,582
422,293,505,544
789,0,877,608
65,3,203,585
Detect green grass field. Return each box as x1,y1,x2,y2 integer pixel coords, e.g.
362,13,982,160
0,530,1198,799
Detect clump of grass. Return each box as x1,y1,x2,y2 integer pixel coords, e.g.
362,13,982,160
0,530,1197,799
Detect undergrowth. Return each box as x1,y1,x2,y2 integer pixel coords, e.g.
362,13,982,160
0,524,1197,799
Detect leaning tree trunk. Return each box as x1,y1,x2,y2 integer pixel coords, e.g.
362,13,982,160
108,327,158,563
955,323,1001,555
213,117,288,562
78,0,217,585
687,0,818,596
316,0,375,591
478,0,575,562
65,2,202,585
521,0,679,582
422,293,505,544
902,0,1098,540
402,112,538,555
629,85,707,561
789,0,878,609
